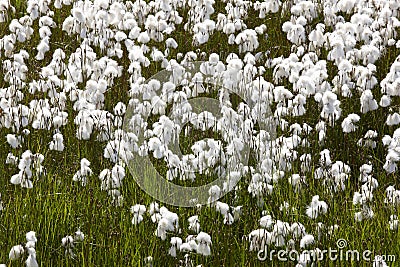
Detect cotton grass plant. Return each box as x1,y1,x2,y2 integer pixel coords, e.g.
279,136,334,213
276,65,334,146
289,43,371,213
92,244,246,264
0,0,400,266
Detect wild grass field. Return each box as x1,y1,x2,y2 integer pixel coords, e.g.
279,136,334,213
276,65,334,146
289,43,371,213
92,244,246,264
1,0,400,266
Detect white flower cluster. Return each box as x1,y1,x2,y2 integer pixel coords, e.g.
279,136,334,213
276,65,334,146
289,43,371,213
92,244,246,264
2,0,400,263
131,202,212,257
314,150,351,192
99,164,125,206
0,1,15,23
305,195,328,219
73,158,93,186
382,128,400,173
177,232,212,256
249,213,339,266
352,164,377,221
9,150,45,188
215,201,242,225
9,231,38,267
61,229,85,258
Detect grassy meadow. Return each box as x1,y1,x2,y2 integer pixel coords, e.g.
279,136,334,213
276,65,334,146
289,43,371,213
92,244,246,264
1,0,400,266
